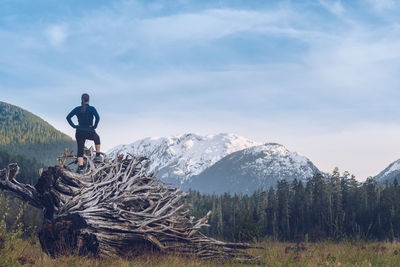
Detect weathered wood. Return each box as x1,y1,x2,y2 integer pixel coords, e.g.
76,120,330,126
0,149,259,263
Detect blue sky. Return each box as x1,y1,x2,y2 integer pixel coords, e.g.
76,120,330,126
1,0,400,179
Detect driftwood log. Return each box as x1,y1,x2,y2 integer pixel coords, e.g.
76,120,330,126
0,150,259,263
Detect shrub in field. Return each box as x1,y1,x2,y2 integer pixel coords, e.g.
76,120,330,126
0,195,25,266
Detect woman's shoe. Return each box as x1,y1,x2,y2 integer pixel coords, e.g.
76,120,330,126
94,154,103,163
77,166,85,174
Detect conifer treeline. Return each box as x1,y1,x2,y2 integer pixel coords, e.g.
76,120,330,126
187,168,400,242
0,150,42,184
0,102,75,165
0,101,72,146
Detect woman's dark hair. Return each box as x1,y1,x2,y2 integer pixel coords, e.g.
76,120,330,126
81,93,90,113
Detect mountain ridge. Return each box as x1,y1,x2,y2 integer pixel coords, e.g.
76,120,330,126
185,142,320,194
0,101,75,166
107,133,260,185
107,133,321,193
374,159,400,184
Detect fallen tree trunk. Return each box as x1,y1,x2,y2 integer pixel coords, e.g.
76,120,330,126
0,151,259,263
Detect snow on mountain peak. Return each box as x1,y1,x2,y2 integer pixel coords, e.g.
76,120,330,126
249,143,286,154
186,142,320,194
382,160,400,177
241,143,315,180
374,159,400,183
107,133,261,183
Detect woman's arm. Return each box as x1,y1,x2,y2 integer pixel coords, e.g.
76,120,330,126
66,108,78,128
92,107,100,129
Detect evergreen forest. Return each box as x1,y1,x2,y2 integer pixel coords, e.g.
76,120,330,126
0,150,42,184
188,169,400,243
0,101,75,166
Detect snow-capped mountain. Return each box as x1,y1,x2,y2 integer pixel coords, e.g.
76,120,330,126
185,143,320,194
107,133,260,185
374,159,400,184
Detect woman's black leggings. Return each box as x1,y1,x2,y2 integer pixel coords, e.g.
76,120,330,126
75,130,101,157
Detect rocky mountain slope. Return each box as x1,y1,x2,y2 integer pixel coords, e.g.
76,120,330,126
185,143,320,194
374,159,400,184
108,134,321,193
107,133,260,185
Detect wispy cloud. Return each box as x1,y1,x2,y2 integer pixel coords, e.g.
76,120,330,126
319,0,345,16
367,0,396,12
45,24,68,47
59,7,304,59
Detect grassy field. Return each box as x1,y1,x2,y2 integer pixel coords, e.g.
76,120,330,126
1,232,400,267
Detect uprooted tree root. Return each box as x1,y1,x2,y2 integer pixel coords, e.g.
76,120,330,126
0,151,260,263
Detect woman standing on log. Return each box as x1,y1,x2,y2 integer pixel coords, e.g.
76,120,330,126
66,93,102,173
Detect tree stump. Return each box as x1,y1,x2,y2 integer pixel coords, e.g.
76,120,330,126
0,151,259,263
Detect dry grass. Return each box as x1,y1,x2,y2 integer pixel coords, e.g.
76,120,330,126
257,241,400,266
1,235,400,266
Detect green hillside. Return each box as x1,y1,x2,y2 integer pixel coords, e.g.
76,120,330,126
0,101,75,166
0,150,42,184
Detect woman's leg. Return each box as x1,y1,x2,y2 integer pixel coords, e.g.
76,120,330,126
78,157,84,166
92,132,101,153
82,131,102,161
76,131,86,166
93,132,102,162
